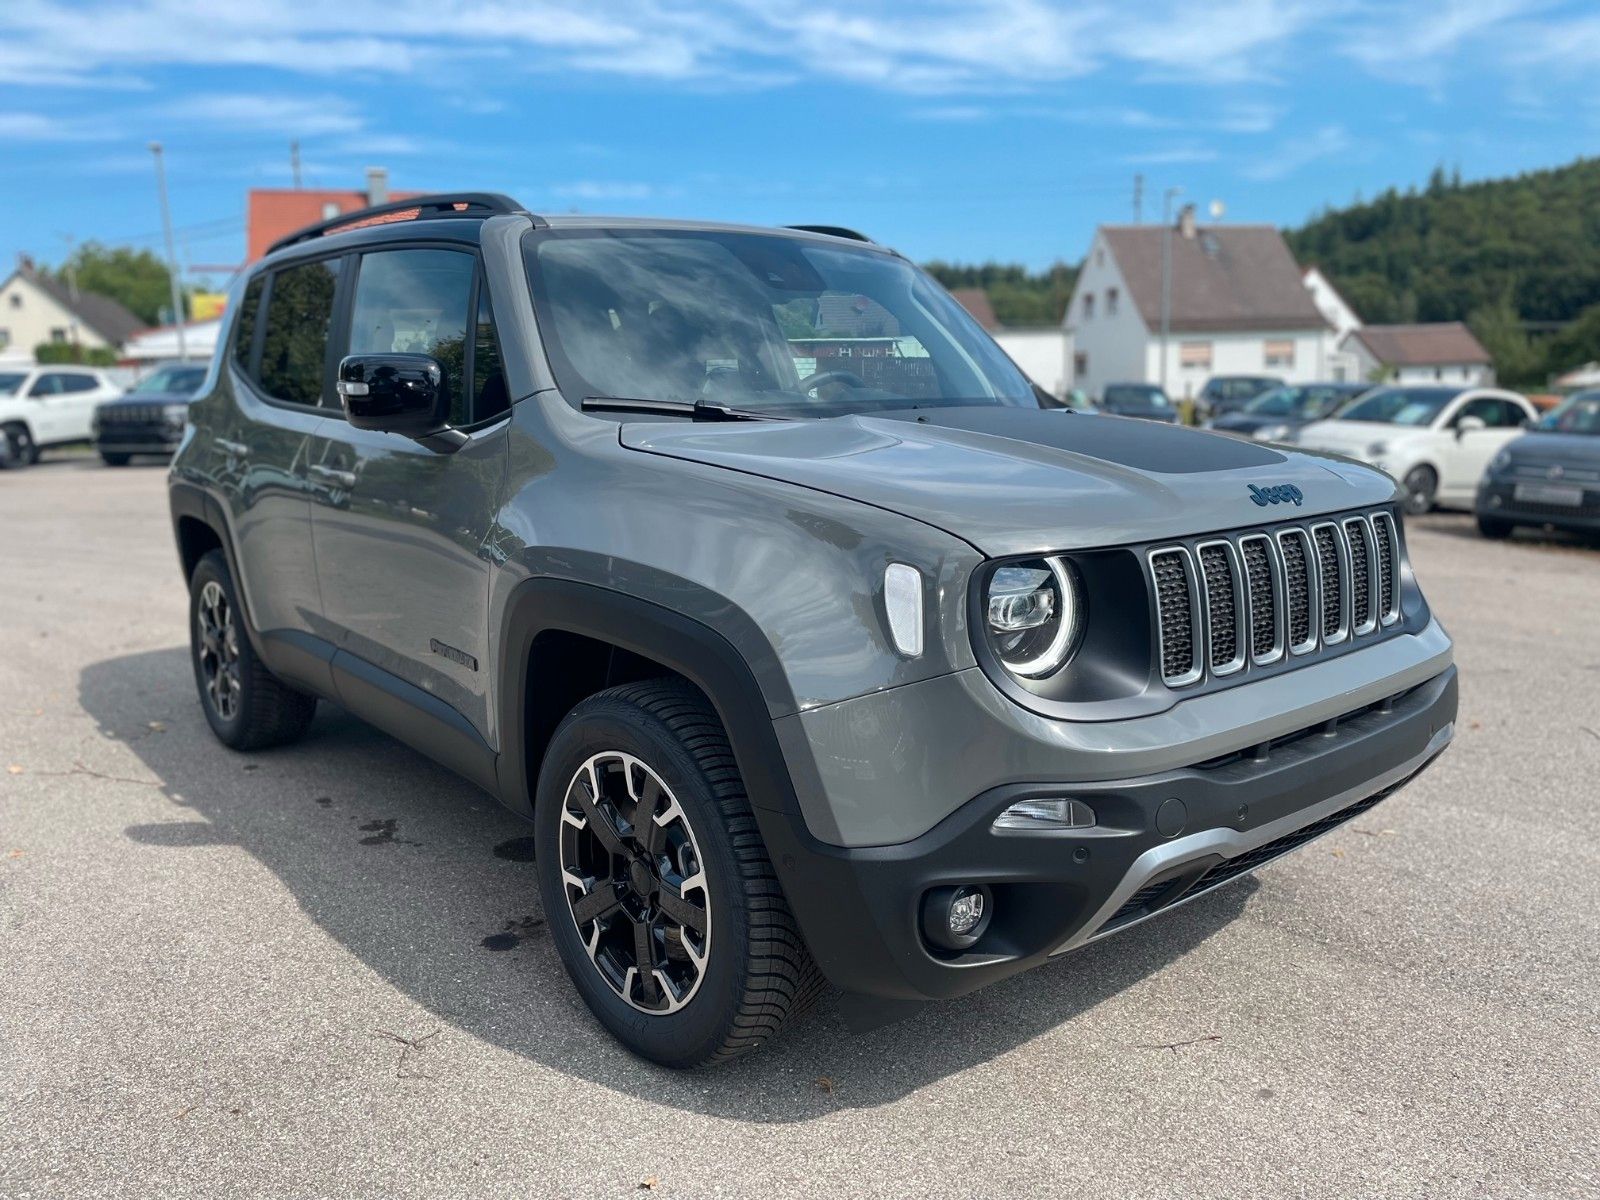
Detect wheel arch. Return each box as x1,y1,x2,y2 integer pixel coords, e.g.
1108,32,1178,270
168,481,266,657
494,577,803,827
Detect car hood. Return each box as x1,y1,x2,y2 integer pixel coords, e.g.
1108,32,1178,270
622,407,1396,557
1500,430,1600,466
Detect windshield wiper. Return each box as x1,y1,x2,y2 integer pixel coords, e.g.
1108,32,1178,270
581,396,785,422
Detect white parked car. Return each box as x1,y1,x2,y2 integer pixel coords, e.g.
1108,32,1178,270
0,366,124,466
1291,385,1538,514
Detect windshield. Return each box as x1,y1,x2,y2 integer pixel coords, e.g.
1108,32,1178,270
1336,386,1459,426
1103,384,1170,409
1245,385,1357,419
130,365,206,396
0,373,26,395
1538,390,1600,436
525,229,1034,418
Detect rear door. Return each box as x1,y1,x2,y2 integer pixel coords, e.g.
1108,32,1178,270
24,372,75,442
307,243,510,739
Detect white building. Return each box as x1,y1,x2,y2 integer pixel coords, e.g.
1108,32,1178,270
949,288,1073,397
0,262,145,362
1342,323,1493,386
122,318,222,364
1065,216,1333,401
1301,266,1364,381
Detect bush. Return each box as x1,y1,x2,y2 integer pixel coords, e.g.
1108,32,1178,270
33,342,118,367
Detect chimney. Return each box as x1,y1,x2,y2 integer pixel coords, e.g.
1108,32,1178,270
1177,203,1197,240
365,166,389,207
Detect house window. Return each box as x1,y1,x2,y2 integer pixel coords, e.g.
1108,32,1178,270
0,329,9,349
1180,341,1212,369
1074,351,1088,378
1082,293,1095,320
49,327,69,343
8,293,21,309
1107,287,1119,316
1264,339,1295,369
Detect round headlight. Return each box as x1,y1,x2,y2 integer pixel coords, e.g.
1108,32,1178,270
1252,423,1291,442
1489,449,1513,474
1366,440,1389,457
163,402,189,427
984,557,1081,678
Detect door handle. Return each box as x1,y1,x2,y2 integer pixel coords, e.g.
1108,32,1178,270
213,438,249,457
309,464,357,489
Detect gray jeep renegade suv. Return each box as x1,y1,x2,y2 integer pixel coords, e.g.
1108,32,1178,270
168,194,1457,1067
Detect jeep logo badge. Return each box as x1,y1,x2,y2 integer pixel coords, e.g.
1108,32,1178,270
1248,483,1304,507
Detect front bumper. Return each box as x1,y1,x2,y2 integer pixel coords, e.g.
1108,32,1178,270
761,663,1456,1002
1477,477,1600,532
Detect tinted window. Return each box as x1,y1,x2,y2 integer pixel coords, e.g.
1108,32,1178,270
1103,384,1170,409
29,373,65,396
259,258,341,407
473,285,508,422
58,374,99,394
234,275,264,372
1454,397,1520,428
350,249,474,425
0,373,25,395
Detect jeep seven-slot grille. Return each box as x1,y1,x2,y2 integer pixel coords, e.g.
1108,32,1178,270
1372,513,1396,618
1198,544,1238,669
1313,525,1343,640
1241,537,1275,658
1151,550,1196,681
1280,530,1313,651
1148,509,1399,688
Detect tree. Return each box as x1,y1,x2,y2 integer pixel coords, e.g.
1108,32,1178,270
1467,297,1542,389
1544,302,1600,377
45,242,177,326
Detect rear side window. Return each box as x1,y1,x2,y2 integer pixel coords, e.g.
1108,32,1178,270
259,258,341,407
58,374,98,394
234,275,264,371
349,249,475,426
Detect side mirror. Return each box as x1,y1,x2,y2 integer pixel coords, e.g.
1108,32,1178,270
1455,414,1486,438
337,354,454,443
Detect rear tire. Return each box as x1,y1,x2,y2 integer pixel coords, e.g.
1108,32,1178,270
100,452,131,466
189,550,316,750
1476,515,1514,539
535,679,824,1068
1401,465,1438,515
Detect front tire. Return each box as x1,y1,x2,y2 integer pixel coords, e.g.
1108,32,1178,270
1,423,34,469
1401,465,1438,515
189,550,316,750
535,680,824,1068
100,452,131,467
1476,515,1514,539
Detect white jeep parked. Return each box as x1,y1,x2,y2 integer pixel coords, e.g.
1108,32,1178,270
0,366,123,467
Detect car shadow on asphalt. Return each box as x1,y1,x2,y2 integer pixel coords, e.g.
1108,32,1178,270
84,645,1257,1123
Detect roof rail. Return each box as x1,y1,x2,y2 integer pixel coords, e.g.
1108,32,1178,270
784,224,875,244
266,192,543,257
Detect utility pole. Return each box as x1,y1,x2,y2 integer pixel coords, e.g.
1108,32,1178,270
1159,186,1182,394
290,140,302,189
1133,174,1144,225
149,141,188,359
55,233,79,301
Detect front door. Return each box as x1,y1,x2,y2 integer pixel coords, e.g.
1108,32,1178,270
307,245,510,739
1437,396,1528,502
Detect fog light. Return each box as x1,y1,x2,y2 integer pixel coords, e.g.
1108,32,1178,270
921,884,993,952
992,797,1096,832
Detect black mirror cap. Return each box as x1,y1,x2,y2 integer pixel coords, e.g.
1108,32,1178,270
338,353,450,437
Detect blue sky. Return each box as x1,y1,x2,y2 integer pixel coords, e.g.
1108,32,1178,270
4,0,1600,281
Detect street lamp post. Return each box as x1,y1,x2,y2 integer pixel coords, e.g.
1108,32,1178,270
1159,186,1182,395
149,142,188,360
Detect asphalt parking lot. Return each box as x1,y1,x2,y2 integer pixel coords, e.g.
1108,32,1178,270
2,457,1598,1199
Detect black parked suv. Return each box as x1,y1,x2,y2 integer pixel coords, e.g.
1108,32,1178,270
93,363,207,465
169,194,1456,1066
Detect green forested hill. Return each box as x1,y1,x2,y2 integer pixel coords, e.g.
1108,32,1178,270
1285,158,1600,385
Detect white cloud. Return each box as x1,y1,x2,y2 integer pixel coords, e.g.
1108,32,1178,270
1241,124,1353,181
0,112,112,142
546,180,663,200
153,94,366,136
